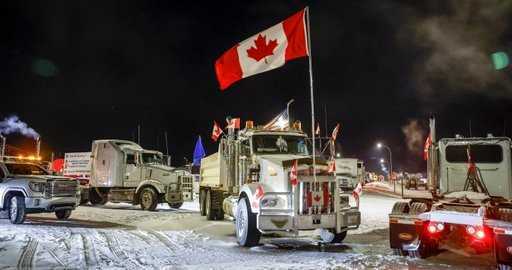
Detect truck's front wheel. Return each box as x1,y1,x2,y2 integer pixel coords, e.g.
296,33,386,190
89,188,108,206
55,209,72,220
140,187,158,211
8,196,26,224
199,189,206,216
235,197,260,247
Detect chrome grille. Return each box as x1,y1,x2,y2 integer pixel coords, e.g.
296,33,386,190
45,180,78,198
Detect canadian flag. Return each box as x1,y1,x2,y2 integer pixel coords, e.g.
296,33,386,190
327,159,336,173
215,9,308,90
211,121,223,142
289,159,298,186
331,123,340,141
226,118,241,129
352,182,363,207
423,133,431,160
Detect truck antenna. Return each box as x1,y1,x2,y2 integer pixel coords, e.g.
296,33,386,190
137,124,141,145
164,131,169,156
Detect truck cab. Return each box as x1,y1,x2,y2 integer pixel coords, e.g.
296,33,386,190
0,157,80,224
200,122,361,246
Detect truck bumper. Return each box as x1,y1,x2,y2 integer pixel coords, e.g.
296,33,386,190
494,230,512,266
257,208,360,233
25,196,79,213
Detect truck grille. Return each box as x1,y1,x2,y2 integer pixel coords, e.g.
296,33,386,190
45,180,78,198
298,181,336,215
180,175,193,192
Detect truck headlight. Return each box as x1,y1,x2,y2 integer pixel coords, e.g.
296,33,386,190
261,197,279,208
29,182,46,193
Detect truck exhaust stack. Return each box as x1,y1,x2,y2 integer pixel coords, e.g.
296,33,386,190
36,137,41,158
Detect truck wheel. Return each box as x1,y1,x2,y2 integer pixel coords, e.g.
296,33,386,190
235,197,261,247
55,209,72,220
8,196,26,224
168,202,183,209
205,190,214,220
408,240,435,259
330,230,347,244
199,189,206,216
205,190,224,220
140,187,158,211
89,188,108,205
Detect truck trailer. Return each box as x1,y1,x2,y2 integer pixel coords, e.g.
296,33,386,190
389,117,512,269
199,120,361,246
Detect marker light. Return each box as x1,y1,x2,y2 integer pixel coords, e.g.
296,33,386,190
466,226,476,235
436,223,445,231
427,224,437,234
475,230,485,240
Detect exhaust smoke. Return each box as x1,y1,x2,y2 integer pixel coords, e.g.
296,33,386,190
401,120,426,154
0,116,40,139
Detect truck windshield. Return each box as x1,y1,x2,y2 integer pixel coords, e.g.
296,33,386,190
252,135,308,155
5,163,49,175
445,144,503,163
142,153,164,164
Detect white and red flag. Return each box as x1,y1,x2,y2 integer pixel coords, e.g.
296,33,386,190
352,182,363,207
315,122,320,135
215,9,308,90
211,121,223,142
331,123,340,141
289,159,298,186
327,159,336,173
423,133,432,160
226,118,241,129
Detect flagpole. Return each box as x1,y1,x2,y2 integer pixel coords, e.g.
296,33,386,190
306,6,317,181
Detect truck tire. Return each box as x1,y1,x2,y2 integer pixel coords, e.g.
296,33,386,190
391,202,409,215
89,188,108,206
55,209,72,220
168,202,183,209
236,197,261,247
205,190,224,220
8,195,26,224
330,230,347,244
199,189,206,216
140,187,158,211
409,202,428,216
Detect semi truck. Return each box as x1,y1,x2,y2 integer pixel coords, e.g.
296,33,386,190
88,139,193,211
335,158,364,191
389,117,512,269
199,120,361,247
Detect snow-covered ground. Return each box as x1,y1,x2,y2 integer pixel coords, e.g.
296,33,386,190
0,193,497,269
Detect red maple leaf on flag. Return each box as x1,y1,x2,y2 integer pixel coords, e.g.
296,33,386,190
246,34,278,62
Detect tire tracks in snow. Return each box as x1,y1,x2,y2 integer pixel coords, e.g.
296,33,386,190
101,231,145,268
79,232,98,267
146,230,176,253
17,237,38,269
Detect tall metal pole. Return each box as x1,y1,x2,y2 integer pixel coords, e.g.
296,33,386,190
137,125,141,145
164,131,169,156
306,7,317,181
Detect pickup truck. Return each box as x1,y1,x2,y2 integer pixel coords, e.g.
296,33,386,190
0,158,80,224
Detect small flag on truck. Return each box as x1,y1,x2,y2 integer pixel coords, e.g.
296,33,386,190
211,121,223,142
423,133,431,160
290,159,298,186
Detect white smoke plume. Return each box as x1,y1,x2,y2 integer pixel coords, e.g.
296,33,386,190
401,119,426,153
397,1,512,102
0,116,40,139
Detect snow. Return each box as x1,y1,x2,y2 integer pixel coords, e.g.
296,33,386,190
443,191,490,201
350,193,399,234
365,181,432,198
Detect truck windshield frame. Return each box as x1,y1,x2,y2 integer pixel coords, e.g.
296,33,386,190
5,163,49,176
252,135,309,155
445,144,503,163
141,153,164,165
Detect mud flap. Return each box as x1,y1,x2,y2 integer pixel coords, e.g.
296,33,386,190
389,222,421,250
495,233,512,266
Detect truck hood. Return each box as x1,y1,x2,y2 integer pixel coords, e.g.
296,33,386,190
257,154,326,168
8,175,74,181
145,163,174,172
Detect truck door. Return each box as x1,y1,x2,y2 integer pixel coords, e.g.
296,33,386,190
124,152,142,188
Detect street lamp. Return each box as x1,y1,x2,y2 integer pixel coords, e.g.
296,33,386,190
376,142,396,195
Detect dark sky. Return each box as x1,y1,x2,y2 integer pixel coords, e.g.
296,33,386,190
1,1,512,172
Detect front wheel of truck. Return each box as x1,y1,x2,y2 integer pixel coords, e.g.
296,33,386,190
8,195,26,224
55,209,72,220
140,187,158,211
168,202,183,209
235,197,260,247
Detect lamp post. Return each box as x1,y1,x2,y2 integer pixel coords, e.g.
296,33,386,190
377,142,396,194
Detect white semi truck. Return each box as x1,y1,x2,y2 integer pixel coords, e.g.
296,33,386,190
199,121,361,246
335,158,364,191
88,139,193,211
389,118,512,269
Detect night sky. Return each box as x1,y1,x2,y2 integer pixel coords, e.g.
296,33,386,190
1,1,512,173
